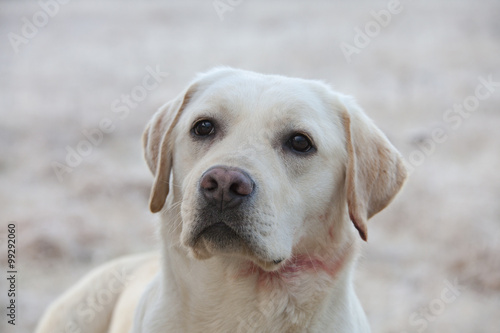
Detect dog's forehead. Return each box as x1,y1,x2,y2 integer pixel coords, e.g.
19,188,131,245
191,72,337,130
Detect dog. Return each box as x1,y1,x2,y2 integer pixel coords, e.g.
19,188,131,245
36,67,407,333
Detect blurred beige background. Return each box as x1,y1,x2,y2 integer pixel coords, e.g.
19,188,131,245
1,0,499,332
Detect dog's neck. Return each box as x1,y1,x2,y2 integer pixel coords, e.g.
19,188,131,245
235,242,355,291
157,228,359,332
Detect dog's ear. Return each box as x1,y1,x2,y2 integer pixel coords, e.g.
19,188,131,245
340,97,407,241
142,84,198,213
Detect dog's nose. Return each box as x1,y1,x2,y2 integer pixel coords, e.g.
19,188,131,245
199,166,254,209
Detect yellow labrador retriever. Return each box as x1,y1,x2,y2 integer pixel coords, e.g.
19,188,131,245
36,68,407,333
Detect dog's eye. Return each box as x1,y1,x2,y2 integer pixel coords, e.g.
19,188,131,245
289,133,313,153
193,120,215,137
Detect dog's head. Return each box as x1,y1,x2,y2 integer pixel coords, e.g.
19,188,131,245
143,68,407,271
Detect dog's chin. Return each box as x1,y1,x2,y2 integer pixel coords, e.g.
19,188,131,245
190,222,249,258
187,223,285,272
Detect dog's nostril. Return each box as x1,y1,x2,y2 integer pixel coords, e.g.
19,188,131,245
229,177,253,197
201,176,218,192
200,166,254,208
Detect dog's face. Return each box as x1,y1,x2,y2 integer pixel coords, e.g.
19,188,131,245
173,71,348,270
143,68,407,271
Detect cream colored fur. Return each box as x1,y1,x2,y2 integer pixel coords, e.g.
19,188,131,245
36,68,407,333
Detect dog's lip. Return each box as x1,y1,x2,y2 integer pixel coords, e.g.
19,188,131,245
197,221,233,236
192,221,242,246
190,222,287,268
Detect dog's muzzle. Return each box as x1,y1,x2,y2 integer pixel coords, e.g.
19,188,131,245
189,166,256,251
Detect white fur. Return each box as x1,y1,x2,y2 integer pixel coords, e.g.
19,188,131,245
36,68,406,333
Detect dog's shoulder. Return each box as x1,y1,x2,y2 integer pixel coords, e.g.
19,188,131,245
36,252,159,333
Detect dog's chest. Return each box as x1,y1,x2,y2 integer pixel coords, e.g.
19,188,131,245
189,274,332,333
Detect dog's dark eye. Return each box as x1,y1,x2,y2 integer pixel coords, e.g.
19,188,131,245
289,133,313,153
193,120,215,137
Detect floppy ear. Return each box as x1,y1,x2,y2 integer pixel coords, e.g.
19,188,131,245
341,97,407,241
142,84,197,213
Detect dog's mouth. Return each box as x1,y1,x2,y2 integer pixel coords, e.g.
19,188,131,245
194,222,244,249
189,220,285,271
191,220,256,259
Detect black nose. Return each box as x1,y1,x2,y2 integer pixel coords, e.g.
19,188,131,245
199,166,254,209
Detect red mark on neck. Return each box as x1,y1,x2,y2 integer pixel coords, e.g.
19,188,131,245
237,249,350,290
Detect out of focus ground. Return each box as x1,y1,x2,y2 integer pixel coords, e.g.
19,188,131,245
0,1,499,332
